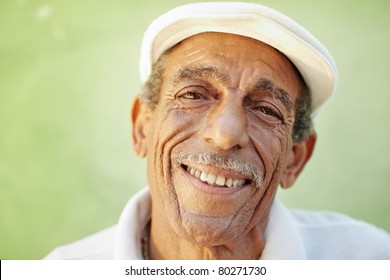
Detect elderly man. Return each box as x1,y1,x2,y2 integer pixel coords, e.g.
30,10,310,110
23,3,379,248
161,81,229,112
45,2,390,259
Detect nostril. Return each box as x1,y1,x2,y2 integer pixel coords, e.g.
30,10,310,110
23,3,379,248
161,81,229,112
200,108,249,151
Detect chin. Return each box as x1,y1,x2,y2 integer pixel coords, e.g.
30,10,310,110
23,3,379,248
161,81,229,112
171,208,251,246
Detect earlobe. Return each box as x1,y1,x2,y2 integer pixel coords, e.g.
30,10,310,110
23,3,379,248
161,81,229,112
280,132,317,189
131,96,151,158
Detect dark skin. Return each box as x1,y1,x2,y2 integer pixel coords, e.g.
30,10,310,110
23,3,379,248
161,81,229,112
132,33,316,259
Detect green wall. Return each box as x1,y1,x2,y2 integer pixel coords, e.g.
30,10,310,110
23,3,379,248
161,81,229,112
1,0,389,259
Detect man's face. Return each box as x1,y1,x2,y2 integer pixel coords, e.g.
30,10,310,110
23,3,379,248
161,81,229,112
134,33,308,245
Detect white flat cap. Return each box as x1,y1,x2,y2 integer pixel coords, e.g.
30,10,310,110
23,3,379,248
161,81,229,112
139,2,338,117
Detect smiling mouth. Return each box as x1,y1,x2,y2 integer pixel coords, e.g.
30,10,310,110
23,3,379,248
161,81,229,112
183,165,251,188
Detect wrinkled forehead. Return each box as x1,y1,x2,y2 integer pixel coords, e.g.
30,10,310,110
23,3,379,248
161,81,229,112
163,32,305,97
169,32,300,72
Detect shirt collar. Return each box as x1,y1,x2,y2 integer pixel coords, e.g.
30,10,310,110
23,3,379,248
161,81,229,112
261,199,306,259
114,187,151,259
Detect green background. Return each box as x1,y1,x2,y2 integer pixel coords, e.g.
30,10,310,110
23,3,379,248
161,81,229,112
1,0,389,259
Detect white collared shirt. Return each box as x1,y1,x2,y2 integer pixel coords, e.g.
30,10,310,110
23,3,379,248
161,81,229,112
44,187,390,260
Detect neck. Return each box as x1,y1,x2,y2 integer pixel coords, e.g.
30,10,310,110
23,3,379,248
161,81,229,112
146,216,268,260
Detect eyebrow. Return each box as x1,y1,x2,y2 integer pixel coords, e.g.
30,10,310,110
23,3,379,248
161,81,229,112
171,66,294,111
254,79,294,111
171,65,230,86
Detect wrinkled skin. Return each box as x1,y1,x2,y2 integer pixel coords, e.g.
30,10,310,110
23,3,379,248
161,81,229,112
132,33,316,259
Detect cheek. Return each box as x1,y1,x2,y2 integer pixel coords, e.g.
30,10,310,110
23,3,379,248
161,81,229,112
150,106,199,145
147,103,205,174
146,107,200,212
243,126,291,228
249,123,291,184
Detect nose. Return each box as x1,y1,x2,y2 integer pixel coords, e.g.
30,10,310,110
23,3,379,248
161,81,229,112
201,98,250,151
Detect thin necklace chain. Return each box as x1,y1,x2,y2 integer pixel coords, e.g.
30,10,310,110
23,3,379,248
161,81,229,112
140,221,151,260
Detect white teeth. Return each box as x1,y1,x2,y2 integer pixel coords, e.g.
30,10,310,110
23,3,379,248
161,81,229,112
186,166,247,188
206,173,217,185
215,176,226,186
226,178,233,188
200,171,208,182
234,179,245,187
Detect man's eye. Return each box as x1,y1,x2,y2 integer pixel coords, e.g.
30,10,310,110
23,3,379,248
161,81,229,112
181,92,205,100
257,106,282,120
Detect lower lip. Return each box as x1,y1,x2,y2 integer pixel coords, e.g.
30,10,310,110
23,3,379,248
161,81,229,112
179,165,248,195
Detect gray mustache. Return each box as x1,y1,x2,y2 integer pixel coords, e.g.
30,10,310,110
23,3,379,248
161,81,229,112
173,152,264,188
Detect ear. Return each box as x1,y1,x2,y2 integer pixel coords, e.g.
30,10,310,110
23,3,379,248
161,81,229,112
131,96,152,158
280,132,317,189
